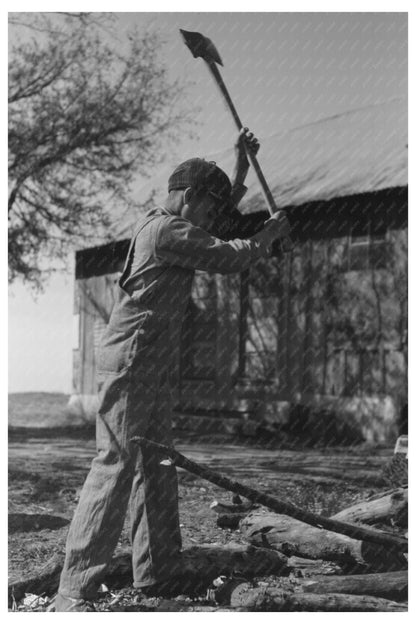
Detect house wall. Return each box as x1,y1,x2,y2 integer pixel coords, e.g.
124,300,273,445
70,208,407,441
235,227,407,442
70,273,120,419
242,229,407,400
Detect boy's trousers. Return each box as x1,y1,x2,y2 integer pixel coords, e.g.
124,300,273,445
58,361,182,599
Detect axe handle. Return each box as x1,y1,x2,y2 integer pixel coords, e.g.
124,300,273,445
207,62,293,253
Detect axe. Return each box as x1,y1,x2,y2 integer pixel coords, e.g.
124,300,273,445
180,29,293,252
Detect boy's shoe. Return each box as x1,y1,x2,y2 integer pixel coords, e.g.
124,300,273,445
54,593,96,612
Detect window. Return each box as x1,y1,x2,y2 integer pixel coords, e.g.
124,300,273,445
344,227,387,271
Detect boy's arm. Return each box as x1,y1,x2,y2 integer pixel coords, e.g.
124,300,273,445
229,128,260,206
229,181,248,207
155,212,289,275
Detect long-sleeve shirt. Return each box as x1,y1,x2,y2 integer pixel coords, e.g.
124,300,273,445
97,204,263,378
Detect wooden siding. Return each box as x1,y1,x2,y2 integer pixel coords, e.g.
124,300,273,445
72,273,120,396
72,208,407,418
241,228,407,407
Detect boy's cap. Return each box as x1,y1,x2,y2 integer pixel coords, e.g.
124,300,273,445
168,158,232,201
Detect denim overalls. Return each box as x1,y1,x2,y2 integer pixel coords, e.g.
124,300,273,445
59,206,257,598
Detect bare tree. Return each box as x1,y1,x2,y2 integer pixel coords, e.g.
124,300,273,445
8,13,191,287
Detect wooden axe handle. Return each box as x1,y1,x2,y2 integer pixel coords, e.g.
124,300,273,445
207,62,293,253
132,436,408,553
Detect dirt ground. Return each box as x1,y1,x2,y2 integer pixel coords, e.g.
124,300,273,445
8,393,404,612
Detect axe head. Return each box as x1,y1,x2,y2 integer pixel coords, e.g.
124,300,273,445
180,29,223,66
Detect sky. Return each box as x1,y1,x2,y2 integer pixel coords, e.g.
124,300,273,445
121,12,407,166
8,10,408,393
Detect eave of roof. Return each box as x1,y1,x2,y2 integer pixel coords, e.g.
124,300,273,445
90,98,409,243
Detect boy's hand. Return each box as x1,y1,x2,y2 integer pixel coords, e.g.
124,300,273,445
252,210,291,254
263,211,291,239
232,128,260,186
234,127,260,170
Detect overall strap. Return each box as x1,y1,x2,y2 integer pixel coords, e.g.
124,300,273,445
118,214,162,292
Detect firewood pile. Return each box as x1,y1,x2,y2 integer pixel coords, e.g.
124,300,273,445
208,487,407,610
140,438,408,611
9,439,408,612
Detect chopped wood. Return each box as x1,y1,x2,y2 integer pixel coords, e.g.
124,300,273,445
210,499,258,515
215,569,407,602
225,583,407,611
301,570,407,601
150,542,288,594
210,498,256,529
367,486,405,501
133,437,408,553
240,512,407,571
9,552,65,605
331,487,407,527
232,494,243,504
8,543,288,605
286,555,342,576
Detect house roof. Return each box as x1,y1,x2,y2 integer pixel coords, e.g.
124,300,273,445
112,97,407,240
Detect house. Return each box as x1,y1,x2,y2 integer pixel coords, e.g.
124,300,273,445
69,98,407,443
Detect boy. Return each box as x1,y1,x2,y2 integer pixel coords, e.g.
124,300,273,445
56,129,290,611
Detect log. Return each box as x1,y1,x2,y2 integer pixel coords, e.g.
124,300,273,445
164,542,288,594
8,543,288,605
216,512,248,529
216,572,408,604
240,512,407,571
367,486,405,500
331,488,408,527
210,499,258,515
215,490,409,538
153,599,246,612
226,584,407,611
8,553,65,605
286,555,342,576
133,437,407,553
105,543,289,594
210,498,256,529
272,592,407,611
301,570,407,601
